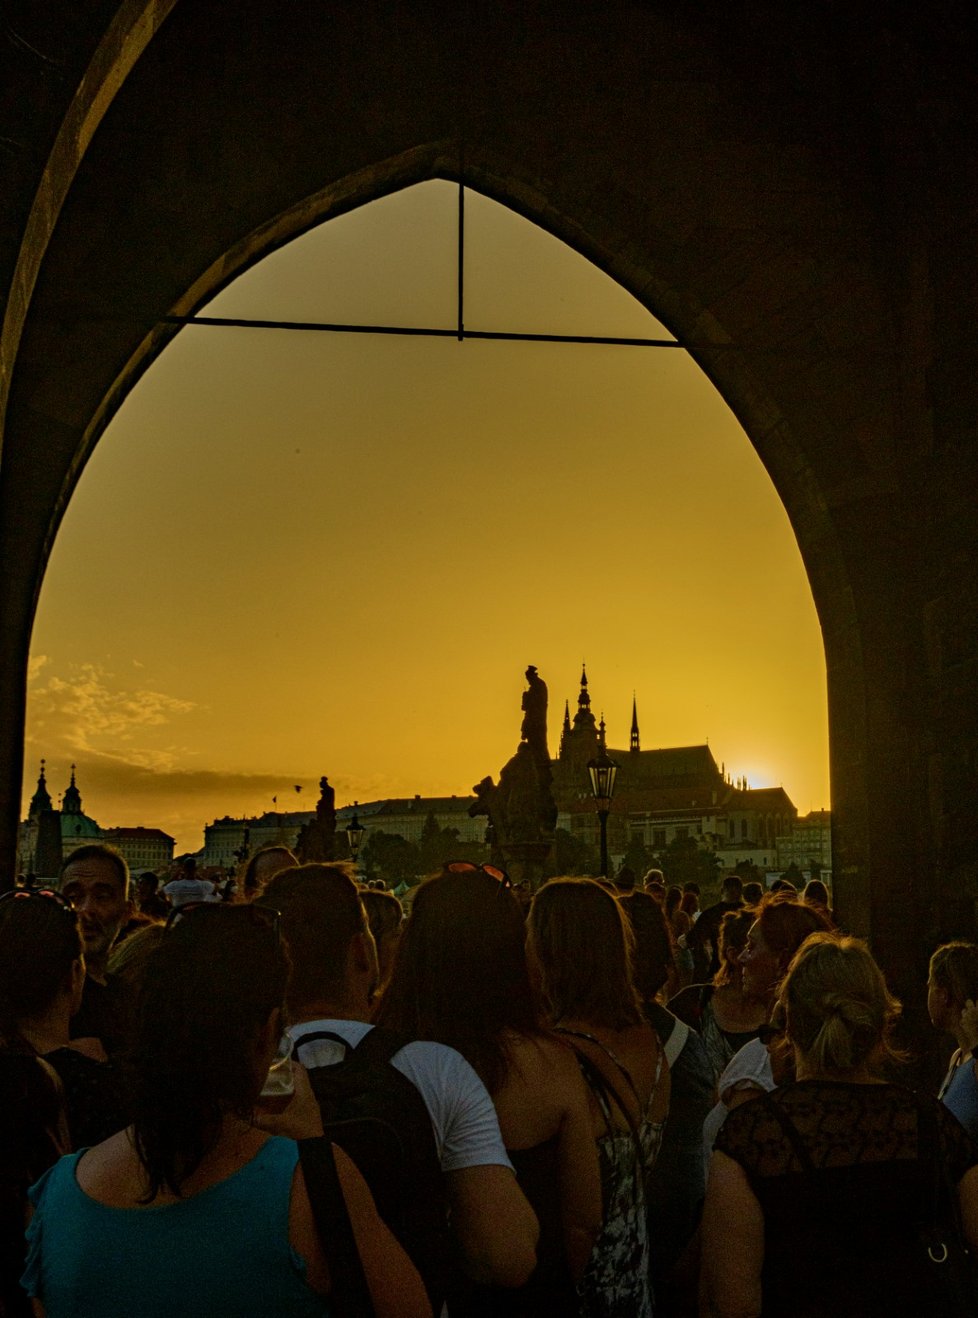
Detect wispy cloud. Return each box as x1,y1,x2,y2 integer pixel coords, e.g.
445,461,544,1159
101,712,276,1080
28,662,195,769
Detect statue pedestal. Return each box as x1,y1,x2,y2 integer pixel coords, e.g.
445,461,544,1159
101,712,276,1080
501,840,554,893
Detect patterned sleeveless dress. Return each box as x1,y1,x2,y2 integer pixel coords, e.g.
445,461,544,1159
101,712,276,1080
555,1028,666,1317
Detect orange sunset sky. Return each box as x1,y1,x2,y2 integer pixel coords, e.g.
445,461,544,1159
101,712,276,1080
23,181,829,855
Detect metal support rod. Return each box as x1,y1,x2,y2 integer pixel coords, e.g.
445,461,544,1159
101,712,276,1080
161,315,682,349
457,179,465,341
598,808,609,878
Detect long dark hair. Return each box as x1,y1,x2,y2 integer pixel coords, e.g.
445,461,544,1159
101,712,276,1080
0,894,82,1046
529,878,644,1031
129,906,290,1199
376,869,540,1094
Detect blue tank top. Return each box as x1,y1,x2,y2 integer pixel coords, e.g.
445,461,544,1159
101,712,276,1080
23,1137,331,1318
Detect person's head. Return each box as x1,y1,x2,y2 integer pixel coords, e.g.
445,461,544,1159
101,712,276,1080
528,878,642,1032
136,873,159,905
620,890,674,1002
742,881,764,906
0,891,85,1043
107,921,166,1000
770,877,797,895
130,903,290,1198
721,875,744,903
360,888,403,991
615,866,637,893
378,867,538,1094
646,881,665,903
643,868,665,891
60,845,132,969
261,864,376,1014
778,933,901,1076
714,908,754,987
242,846,296,900
928,942,978,1033
739,896,830,1002
680,890,699,918
802,879,829,910
664,885,683,919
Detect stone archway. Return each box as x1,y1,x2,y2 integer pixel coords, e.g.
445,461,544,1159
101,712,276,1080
2,3,976,1015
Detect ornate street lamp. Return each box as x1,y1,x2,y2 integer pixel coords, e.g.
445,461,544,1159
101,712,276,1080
346,803,366,877
587,750,619,878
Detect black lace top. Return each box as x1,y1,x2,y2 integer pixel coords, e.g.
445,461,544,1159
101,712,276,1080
716,1081,978,1317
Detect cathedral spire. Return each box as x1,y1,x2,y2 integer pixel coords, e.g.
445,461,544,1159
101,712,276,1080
578,663,591,713
630,694,640,753
598,712,607,751
28,759,53,820
559,699,572,756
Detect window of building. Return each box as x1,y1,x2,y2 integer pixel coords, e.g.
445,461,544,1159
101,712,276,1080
653,829,666,849
676,826,689,841
741,819,748,839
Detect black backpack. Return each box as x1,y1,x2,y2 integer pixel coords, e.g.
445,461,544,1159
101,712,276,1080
303,1026,458,1311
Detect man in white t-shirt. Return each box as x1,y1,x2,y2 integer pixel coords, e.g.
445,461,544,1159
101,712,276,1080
162,858,220,908
261,863,538,1297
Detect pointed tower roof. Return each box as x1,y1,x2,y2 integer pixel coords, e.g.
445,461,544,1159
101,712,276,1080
572,663,597,733
28,759,53,819
598,712,607,751
559,700,572,756
62,764,82,815
630,694,640,753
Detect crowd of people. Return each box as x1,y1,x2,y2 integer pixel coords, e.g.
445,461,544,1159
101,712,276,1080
2,844,978,1316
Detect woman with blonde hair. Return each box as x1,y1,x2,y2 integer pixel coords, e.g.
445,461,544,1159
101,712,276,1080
528,878,670,1318
702,933,978,1317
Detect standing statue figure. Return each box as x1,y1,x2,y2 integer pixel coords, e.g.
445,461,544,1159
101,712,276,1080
295,775,337,863
520,665,550,766
470,666,557,888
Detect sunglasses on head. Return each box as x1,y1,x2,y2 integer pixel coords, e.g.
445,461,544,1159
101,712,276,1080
164,901,281,938
444,860,512,891
0,887,74,912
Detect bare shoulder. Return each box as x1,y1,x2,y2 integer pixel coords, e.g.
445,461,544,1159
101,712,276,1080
76,1129,145,1204
508,1031,584,1086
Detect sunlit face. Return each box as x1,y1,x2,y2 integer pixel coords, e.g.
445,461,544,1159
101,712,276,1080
61,859,132,962
739,921,782,1000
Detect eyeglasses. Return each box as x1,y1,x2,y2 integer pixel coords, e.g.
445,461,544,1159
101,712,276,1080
0,887,74,911
164,901,281,937
444,861,512,891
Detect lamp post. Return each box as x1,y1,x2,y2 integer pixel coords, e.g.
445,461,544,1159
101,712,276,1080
587,750,619,878
346,802,366,881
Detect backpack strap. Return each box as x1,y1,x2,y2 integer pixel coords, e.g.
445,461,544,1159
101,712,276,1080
298,1136,375,1318
345,1025,411,1067
295,1026,410,1066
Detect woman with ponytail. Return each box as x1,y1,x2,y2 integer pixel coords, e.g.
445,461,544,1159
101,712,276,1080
701,933,978,1318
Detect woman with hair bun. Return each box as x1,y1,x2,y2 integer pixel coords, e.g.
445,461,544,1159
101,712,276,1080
701,933,978,1318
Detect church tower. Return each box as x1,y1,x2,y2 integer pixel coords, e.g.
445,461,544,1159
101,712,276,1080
630,695,640,753
62,764,82,815
28,760,53,820
559,700,572,756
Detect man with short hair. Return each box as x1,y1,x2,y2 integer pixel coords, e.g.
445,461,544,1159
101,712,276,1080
688,875,744,981
60,844,133,1054
262,863,538,1302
